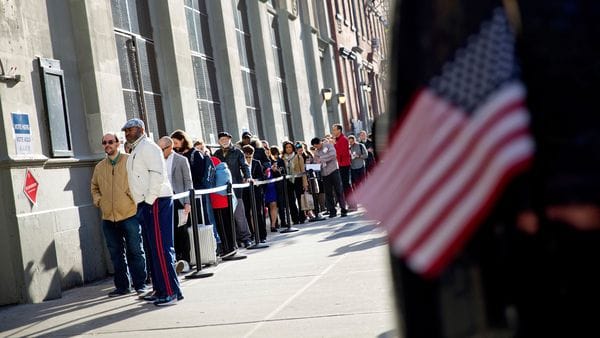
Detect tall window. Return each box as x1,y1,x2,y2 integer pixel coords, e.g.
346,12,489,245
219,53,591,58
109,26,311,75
269,13,294,140
185,0,223,143
111,0,165,137
232,0,263,137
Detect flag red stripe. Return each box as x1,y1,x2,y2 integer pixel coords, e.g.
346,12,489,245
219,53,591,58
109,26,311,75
392,111,529,254
359,92,464,218
402,127,530,257
388,99,525,241
419,157,533,278
407,136,533,273
368,109,464,225
359,91,442,204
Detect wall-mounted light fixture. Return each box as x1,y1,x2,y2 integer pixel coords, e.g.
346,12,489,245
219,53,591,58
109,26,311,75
0,59,22,84
360,82,372,93
322,88,333,101
337,93,346,104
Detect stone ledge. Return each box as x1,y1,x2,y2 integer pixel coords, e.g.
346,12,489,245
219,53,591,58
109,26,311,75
0,155,103,169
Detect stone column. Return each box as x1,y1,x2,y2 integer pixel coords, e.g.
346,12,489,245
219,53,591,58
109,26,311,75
276,10,315,142
69,0,127,154
245,1,281,144
148,0,200,136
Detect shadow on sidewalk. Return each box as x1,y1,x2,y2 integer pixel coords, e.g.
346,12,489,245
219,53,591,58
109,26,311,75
0,281,158,337
329,235,388,257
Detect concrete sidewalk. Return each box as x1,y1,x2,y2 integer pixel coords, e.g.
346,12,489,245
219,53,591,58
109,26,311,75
0,211,398,337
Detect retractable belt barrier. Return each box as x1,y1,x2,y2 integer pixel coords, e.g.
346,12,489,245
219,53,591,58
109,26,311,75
170,172,314,276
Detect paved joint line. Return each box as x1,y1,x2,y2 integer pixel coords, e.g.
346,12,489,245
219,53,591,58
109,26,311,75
242,254,347,338
77,310,393,336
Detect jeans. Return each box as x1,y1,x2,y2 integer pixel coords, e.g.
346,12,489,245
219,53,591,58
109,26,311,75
234,202,252,242
323,169,347,214
339,165,352,208
102,216,147,291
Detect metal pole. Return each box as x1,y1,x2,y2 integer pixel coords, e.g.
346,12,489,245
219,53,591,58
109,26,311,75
185,189,213,279
247,181,268,249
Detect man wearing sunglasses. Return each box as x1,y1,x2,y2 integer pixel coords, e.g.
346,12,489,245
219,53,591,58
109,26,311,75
91,133,148,298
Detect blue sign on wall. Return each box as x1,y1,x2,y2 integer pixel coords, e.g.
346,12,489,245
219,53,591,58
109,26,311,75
11,112,32,155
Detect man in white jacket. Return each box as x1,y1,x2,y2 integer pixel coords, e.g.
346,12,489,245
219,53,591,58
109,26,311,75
122,118,182,306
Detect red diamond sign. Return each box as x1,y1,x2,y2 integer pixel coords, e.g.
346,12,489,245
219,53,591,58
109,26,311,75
24,169,39,205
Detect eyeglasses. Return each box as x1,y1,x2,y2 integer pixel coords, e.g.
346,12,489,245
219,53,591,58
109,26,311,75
102,140,115,145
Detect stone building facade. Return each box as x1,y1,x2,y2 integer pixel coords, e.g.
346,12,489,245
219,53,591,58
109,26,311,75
0,0,388,305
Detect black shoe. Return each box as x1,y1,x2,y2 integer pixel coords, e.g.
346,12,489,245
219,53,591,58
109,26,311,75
108,289,131,297
271,227,278,232
243,240,253,248
329,213,337,218
260,239,266,243
143,293,159,302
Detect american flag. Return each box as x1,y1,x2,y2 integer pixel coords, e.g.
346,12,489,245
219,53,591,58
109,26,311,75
357,8,534,278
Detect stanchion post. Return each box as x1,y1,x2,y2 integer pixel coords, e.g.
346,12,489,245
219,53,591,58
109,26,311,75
185,188,213,279
247,181,268,249
280,172,299,233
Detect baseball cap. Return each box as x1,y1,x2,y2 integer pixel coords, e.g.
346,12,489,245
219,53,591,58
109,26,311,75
241,131,252,139
218,131,232,139
121,118,145,131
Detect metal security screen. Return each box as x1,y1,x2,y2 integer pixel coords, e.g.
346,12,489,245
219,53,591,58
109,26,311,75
112,0,165,138
185,0,223,144
269,12,294,141
233,0,263,138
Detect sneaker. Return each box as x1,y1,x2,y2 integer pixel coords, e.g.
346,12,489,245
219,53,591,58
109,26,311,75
135,288,148,296
142,293,158,303
329,213,337,218
177,293,184,301
141,292,158,301
108,289,131,297
154,295,178,306
175,260,185,274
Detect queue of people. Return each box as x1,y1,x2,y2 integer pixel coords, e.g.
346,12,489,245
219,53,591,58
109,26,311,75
90,118,375,306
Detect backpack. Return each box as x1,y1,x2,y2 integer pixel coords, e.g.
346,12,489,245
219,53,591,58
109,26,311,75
190,149,215,189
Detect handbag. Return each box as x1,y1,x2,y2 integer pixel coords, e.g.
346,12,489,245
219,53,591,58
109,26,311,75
301,192,314,211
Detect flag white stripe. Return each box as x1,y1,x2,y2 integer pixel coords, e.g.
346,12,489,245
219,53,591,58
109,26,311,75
407,136,534,273
359,92,441,205
383,86,525,239
366,107,464,225
395,107,529,250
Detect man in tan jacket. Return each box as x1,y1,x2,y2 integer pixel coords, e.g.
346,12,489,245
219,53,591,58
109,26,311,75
91,133,147,297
